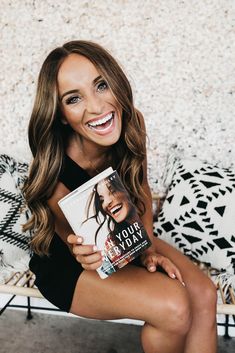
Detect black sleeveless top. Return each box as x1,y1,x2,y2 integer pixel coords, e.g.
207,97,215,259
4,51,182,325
29,155,92,312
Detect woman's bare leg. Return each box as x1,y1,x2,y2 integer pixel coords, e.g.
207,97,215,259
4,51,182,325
154,237,217,353
70,265,192,353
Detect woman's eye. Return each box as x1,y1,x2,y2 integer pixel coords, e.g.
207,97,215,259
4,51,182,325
65,96,81,105
97,81,108,92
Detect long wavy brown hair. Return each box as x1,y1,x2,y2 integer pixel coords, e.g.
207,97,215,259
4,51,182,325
23,40,147,256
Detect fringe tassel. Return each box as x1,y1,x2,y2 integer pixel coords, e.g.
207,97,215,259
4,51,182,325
215,265,235,303
0,254,30,284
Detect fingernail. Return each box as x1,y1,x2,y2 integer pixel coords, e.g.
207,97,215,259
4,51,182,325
171,274,176,279
182,281,186,287
148,266,156,272
77,237,82,243
101,250,105,256
93,245,98,252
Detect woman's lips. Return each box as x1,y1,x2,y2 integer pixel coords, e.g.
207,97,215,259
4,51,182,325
87,112,113,127
109,203,122,215
107,204,124,221
86,112,115,136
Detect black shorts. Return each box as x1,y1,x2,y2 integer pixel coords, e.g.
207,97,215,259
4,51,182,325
29,234,83,312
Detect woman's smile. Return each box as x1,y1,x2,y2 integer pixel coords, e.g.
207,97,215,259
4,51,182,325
108,202,123,217
86,111,116,135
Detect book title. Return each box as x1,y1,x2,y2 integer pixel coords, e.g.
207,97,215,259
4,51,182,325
105,221,144,259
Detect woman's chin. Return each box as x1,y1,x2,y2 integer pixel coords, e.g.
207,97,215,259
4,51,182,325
113,214,127,223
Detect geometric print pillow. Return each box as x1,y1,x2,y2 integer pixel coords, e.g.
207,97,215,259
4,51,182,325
154,158,235,273
0,154,31,283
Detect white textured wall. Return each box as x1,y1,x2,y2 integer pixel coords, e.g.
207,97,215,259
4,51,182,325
1,0,235,192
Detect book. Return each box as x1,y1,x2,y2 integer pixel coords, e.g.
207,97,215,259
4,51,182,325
58,167,152,279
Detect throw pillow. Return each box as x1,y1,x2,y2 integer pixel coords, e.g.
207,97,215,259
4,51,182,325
154,157,235,273
0,154,31,283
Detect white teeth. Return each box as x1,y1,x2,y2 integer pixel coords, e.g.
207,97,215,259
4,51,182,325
88,113,113,127
110,204,122,214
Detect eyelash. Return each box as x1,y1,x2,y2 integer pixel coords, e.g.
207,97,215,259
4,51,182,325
65,96,81,105
65,80,108,105
97,80,108,92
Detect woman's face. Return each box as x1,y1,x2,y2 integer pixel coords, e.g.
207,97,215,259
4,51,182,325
97,181,132,223
57,53,122,149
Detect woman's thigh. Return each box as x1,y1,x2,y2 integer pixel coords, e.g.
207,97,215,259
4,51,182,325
70,264,191,331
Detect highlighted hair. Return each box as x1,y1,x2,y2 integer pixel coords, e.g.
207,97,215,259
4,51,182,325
23,40,146,256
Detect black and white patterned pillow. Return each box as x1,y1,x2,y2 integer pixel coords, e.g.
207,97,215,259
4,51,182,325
154,158,235,272
0,154,31,283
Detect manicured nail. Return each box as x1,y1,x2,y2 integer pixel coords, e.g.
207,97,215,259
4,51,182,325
77,237,82,243
148,266,156,272
171,273,176,279
93,245,98,252
182,281,186,287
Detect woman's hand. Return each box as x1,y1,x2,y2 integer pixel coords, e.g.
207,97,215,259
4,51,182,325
67,234,103,271
141,248,185,286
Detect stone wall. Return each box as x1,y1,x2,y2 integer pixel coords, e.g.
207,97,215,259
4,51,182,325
1,0,235,191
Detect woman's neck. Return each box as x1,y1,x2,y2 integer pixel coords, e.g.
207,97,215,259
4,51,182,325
67,133,112,175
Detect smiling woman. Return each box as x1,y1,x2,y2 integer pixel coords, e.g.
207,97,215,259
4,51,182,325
96,177,135,223
22,40,217,353
58,54,122,149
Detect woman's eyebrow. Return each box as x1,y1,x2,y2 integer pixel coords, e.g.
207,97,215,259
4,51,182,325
60,75,103,101
60,89,79,101
93,75,102,84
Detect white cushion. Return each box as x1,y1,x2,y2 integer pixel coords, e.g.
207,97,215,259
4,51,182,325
154,157,235,272
0,154,31,283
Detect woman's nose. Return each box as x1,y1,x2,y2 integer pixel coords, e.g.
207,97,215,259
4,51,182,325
103,195,113,209
86,93,104,114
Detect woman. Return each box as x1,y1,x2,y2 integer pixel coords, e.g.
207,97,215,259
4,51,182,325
23,40,217,353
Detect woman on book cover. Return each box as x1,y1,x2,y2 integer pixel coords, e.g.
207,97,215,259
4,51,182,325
23,40,217,353
93,175,150,272
82,173,149,275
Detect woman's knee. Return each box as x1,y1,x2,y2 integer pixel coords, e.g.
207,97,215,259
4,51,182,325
191,276,217,316
147,285,192,336
165,289,192,335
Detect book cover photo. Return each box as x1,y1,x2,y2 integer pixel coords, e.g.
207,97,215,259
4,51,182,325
58,167,151,279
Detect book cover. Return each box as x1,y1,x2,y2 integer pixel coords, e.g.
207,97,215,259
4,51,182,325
58,167,152,279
